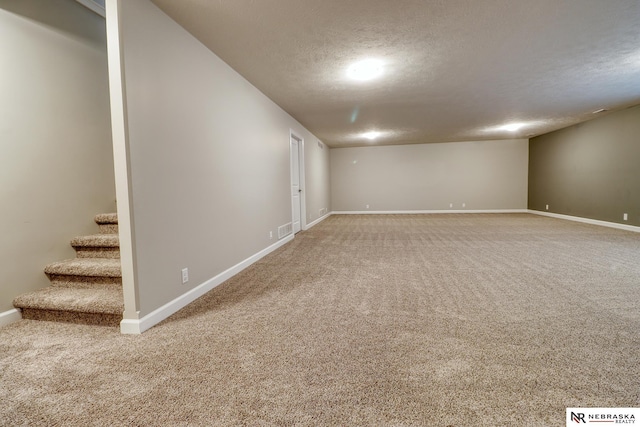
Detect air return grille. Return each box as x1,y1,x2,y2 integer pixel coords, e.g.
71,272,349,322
278,223,293,239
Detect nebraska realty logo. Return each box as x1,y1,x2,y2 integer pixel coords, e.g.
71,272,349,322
567,408,639,425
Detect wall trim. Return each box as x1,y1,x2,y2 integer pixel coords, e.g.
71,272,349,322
331,209,529,215
0,309,22,329
304,211,333,230
106,0,140,325
528,210,640,233
120,234,295,334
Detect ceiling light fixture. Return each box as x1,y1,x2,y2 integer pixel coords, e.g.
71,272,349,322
362,131,382,140
497,122,526,132
347,59,383,81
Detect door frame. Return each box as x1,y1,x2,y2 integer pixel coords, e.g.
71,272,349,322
290,130,306,233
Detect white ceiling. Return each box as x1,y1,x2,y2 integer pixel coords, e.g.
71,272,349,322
150,0,640,148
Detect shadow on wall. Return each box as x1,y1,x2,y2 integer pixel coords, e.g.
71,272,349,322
0,0,105,44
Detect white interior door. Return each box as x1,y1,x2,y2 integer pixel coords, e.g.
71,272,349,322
291,137,301,233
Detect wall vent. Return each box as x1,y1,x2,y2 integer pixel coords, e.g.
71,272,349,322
278,223,293,239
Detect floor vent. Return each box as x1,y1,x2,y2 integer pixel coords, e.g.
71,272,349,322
278,223,293,239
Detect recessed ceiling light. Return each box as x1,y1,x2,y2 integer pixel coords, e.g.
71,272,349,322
497,122,526,132
362,131,382,140
347,59,383,81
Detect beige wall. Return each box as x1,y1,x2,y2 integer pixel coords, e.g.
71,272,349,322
304,140,331,223
0,0,116,313
529,105,640,226
118,0,330,318
331,139,528,212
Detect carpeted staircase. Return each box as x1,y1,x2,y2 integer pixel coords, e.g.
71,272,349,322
13,213,124,327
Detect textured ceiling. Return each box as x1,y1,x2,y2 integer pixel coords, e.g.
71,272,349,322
149,0,640,147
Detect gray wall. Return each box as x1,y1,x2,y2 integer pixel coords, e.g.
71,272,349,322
0,0,116,314
331,139,529,212
529,105,640,226
118,0,330,318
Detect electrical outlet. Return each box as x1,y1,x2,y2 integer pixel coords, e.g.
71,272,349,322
449,203,453,208
462,203,466,208
366,204,370,209
546,204,549,210
181,268,189,284
623,213,628,221
269,231,273,239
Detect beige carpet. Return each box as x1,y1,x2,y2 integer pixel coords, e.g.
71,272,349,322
1,214,639,426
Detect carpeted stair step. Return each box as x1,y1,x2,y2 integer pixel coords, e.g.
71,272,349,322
13,286,124,327
71,234,120,258
12,209,124,327
95,213,118,234
45,258,122,288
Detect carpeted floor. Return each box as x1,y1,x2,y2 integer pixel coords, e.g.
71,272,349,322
1,214,639,426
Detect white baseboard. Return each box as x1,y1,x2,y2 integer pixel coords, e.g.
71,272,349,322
332,209,529,215
120,234,295,334
528,210,640,233
304,211,333,229
0,308,22,329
